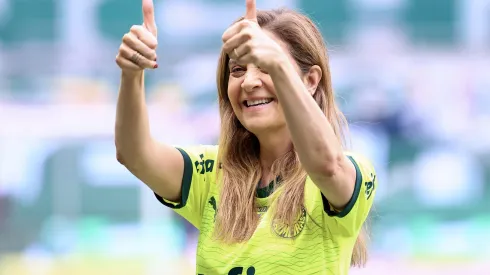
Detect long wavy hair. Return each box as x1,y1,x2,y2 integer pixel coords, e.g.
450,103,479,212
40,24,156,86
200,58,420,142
214,8,368,267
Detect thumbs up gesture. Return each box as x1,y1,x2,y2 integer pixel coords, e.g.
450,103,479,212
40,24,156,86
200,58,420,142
222,0,287,73
116,0,158,73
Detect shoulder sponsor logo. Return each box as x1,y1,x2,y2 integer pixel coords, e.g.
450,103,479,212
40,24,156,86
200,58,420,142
195,154,215,175
365,173,375,200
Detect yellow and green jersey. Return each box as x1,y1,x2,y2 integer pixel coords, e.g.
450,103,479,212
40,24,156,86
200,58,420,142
155,145,376,275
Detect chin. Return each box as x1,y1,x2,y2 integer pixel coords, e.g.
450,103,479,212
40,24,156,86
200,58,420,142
234,100,285,134
241,117,283,136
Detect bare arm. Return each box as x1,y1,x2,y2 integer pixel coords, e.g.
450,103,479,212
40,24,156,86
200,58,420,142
270,60,356,210
115,72,183,202
114,0,183,202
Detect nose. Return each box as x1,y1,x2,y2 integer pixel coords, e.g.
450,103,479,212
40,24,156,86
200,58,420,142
241,68,262,92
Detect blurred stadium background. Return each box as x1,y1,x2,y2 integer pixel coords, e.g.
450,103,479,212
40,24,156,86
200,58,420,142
0,0,489,274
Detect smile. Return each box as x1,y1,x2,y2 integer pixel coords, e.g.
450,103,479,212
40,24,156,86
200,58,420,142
243,98,273,107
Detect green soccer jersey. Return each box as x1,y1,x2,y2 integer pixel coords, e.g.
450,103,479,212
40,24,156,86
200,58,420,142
155,145,376,275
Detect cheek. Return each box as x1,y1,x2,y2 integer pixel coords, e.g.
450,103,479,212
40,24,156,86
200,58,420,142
227,82,242,111
262,77,277,96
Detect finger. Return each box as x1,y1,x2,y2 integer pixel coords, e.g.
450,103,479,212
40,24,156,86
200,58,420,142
130,25,158,50
232,42,252,62
142,0,157,37
116,54,143,71
119,43,158,69
122,32,157,61
222,20,250,43
245,0,257,22
223,30,252,57
236,53,254,66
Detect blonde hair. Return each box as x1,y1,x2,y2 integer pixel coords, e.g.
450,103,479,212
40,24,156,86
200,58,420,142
214,8,368,267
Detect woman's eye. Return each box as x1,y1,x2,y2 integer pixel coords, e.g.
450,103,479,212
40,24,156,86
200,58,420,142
231,66,245,73
259,68,269,74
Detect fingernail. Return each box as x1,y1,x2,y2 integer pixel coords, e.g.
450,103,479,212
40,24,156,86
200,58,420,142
153,64,158,69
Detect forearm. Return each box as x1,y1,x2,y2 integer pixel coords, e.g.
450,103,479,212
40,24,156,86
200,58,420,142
115,71,154,163
270,62,342,176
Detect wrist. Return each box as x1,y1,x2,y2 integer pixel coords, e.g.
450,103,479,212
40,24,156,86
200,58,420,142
121,70,144,80
269,55,296,79
120,70,144,92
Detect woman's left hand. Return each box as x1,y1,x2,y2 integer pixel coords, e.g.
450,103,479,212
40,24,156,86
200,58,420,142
221,0,288,73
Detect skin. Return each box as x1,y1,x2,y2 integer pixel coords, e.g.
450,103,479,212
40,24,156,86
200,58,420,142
115,0,356,210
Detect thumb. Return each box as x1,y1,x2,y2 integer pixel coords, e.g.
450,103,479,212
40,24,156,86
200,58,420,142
142,0,157,37
245,0,257,22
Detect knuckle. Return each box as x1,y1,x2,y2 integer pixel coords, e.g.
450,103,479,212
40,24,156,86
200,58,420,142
119,43,128,54
242,30,253,40
122,33,131,44
239,20,249,28
149,40,158,49
115,57,123,67
244,43,252,52
222,42,230,51
150,51,157,60
142,36,157,49
130,25,141,33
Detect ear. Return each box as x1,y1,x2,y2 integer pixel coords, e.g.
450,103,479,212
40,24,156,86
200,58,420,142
302,65,322,95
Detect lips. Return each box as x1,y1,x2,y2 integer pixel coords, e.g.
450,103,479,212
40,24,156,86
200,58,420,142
243,98,273,107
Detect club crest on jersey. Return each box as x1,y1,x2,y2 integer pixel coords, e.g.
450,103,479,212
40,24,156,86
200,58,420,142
271,207,307,239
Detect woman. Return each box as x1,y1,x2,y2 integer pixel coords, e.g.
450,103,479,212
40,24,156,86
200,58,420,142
115,0,377,274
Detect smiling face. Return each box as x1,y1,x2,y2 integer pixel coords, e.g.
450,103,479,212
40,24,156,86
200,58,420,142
227,32,300,136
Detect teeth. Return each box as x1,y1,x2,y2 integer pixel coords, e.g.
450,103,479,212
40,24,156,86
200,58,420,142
246,98,272,107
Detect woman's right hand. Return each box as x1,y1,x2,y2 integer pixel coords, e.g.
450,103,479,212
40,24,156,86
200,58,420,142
116,0,159,74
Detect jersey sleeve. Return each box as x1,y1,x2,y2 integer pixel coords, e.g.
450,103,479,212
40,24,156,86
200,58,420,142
322,153,377,236
154,145,218,230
